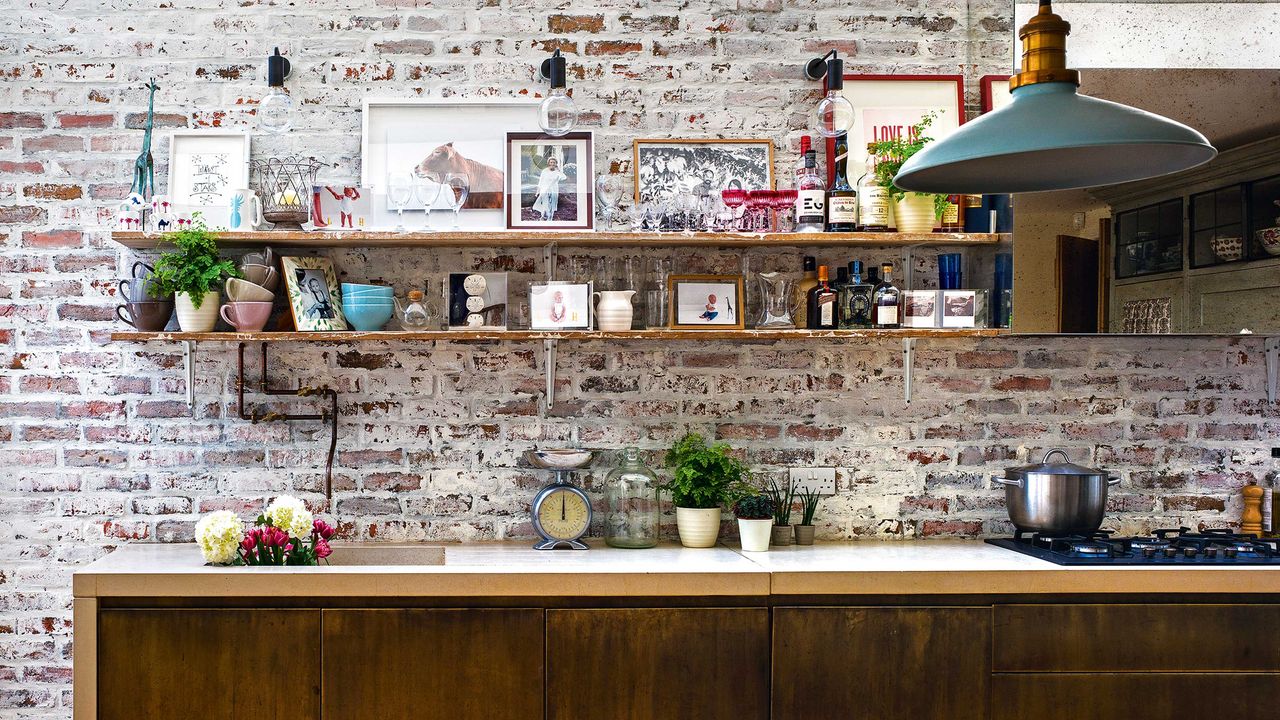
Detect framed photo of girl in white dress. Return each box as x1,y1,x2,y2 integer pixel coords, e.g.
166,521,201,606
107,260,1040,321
505,132,594,230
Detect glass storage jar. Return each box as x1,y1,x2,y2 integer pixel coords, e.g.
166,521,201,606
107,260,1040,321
604,447,661,548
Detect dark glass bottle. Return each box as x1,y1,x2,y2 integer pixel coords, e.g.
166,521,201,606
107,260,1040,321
826,134,857,233
872,262,901,329
839,260,874,329
806,265,838,329
792,255,817,328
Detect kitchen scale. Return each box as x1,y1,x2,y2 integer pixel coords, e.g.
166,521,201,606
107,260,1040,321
524,449,594,550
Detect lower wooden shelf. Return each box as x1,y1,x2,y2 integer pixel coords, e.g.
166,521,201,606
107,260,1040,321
111,328,1006,342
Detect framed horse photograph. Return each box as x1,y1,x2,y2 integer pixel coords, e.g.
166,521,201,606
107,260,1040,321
361,99,540,230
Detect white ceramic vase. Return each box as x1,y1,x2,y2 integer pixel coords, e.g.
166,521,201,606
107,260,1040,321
594,290,636,331
175,290,220,332
675,507,721,548
737,518,773,552
894,193,937,233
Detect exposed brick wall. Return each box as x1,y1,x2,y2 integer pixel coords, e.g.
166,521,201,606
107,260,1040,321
1,0,1276,716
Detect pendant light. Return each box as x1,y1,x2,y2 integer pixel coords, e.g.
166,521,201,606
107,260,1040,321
259,48,294,135
536,49,578,137
803,50,855,138
894,0,1216,194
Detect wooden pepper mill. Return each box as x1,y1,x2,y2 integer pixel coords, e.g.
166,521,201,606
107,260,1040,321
1242,482,1265,535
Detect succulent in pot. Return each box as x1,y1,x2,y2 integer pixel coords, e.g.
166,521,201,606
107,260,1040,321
733,493,775,553
765,478,795,546
662,432,748,548
793,487,822,546
146,215,240,332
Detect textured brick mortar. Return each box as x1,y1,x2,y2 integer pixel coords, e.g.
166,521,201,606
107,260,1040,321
0,0,1276,715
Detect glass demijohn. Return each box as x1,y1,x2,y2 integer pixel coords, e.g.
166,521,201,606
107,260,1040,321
604,448,661,549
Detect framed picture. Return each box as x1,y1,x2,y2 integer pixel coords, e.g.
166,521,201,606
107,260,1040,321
310,185,372,230
980,75,1013,113
633,139,773,204
167,130,250,210
529,281,593,330
668,274,744,329
445,272,508,330
361,98,540,230
824,75,965,183
281,256,347,332
505,132,594,230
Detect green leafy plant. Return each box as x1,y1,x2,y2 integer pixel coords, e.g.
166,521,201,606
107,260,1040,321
796,487,822,526
662,432,748,509
146,215,239,307
764,478,794,526
732,493,775,520
868,111,951,218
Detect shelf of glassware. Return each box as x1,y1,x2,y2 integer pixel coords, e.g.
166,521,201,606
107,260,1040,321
110,328,1006,343
110,230,1009,250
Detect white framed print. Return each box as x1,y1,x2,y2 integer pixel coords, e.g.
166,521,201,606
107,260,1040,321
529,281,593,330
361,98,540,230
167,130,250,211
505,132,594,230
825,75,965,184
981,75,1013,113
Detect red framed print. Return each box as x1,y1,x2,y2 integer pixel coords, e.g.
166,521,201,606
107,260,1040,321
824,74,966,185
505,131,594,230
981,75,1013,114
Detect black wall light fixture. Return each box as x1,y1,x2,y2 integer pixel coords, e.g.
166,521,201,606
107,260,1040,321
802,49,854,138
536,49,578,137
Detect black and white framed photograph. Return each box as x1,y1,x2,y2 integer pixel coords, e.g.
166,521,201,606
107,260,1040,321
529,281,593,330
633,139,773,204
361,99,540,229
505,132,594,230
167,130,250,210
445,272,508,330
668,274,745,329
281,256,347,332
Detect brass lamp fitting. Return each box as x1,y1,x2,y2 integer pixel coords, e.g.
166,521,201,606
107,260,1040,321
1010,0,1081,90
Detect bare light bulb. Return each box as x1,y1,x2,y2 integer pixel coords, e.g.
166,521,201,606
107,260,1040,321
814,89,854,138
539,87,577,137
259,87,294,134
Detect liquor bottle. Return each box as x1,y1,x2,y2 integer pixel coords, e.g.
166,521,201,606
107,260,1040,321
839,260,874,329
826,134,857,233
792,255,818,328
794,135,812,186
794,150,826,233
936,194,962,232
806,265,838,329
872,262,901,329
857,145,891,231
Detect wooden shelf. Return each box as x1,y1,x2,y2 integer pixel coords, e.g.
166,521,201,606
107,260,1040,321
111,230,1009,250
111,328,1006,343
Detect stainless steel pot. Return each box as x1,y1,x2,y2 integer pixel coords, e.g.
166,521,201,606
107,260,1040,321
995,450,1120,534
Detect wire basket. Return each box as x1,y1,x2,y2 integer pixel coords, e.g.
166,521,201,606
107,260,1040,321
251,156,321,229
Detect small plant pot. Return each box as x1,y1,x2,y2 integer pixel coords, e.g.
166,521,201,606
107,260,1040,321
675,507,721,548
175,290,220,332
894,193,937,233
771,524,792,547
793,524,816,546
737,518,772,552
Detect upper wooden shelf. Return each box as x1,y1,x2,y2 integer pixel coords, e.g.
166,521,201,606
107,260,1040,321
111,230,1009,250
111,328,1006,343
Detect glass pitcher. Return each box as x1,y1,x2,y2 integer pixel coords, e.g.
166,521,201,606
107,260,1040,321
604,448,661,549
755,271,795,328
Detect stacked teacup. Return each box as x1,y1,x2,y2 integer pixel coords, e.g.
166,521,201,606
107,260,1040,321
220,250,280,333
116,262,174,331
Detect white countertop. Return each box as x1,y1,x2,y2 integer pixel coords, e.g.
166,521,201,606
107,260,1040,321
73,539,1280,598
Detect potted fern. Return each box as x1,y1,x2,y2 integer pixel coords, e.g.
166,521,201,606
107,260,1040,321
732,493,775,553
147,216,239,332
793,488,822,546
662,432,747,548
869,112,950,233
765,478,794,546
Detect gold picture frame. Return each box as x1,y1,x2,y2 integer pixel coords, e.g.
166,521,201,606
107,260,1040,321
668,274,745,330
280,256,347,332
632,138,775,204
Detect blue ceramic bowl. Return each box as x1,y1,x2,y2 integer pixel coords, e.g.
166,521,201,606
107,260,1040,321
342,302,394,331
342,283,393,296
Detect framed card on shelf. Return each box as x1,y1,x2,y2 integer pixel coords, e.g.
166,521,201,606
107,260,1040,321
980,75,1013,113
310,186,372,231
505,132,594,230
529,281,593,330
445,272,508,330
167,130,250,211
633,139,774,204
668,274,745,330
824,74,965,184
281,256,347,332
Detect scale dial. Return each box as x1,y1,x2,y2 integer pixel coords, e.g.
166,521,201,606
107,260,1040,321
532,482,592,550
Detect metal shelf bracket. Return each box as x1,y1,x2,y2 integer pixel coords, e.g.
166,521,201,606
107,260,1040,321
544,338,559,410
183,340,195,412
1266,337,1279,403
903,337,916,403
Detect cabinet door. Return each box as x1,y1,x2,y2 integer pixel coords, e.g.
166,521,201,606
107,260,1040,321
322,609,544,720
772,607,991,720
99,609,321,720
547,608,769,720
992,673,1280,720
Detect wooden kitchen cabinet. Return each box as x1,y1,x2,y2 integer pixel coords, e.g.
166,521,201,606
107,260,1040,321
547,608,770,720
98,608,321,720
321,609,544,720
992,673,1280,720
771,606,991,720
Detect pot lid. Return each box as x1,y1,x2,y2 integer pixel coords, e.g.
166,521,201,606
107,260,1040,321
1007,449,1106,476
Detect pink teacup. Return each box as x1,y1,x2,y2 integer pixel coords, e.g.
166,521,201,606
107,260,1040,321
219,301,272,333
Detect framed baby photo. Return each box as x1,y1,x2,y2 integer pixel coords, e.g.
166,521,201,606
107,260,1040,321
281,256,348,332
504,132,594,230
310,185,372,231
529,281,593,330
669,274,744,330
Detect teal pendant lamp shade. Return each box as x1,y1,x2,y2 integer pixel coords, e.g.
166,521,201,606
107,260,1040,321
894,1,1216,194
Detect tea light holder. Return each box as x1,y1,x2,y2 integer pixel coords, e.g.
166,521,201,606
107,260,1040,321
251,155,321,229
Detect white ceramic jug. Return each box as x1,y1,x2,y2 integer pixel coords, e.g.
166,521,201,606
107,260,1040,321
594,290,636,331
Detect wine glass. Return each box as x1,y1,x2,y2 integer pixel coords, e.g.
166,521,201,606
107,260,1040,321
387,171,414,234
596,173,626,230
774,189,798,233
412,170,442,233
444,173,470,231
747,190,772,232
721,188,747,232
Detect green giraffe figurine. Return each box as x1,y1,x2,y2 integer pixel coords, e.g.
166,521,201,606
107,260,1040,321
130,79,159,200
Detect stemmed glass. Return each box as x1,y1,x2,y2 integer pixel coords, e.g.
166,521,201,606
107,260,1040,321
387,171,414,234
444,173,470,230
721,188,747,232
596,174,626,230
747,189,773,232
773,189,798,233
411,169,442,232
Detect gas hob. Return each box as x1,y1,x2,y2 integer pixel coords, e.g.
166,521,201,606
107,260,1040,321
986,528,1280,565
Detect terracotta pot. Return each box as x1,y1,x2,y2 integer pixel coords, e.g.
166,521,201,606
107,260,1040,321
675,507,721,548
770,524,792,546
175,290,220,332
793,524,816,546
737,518,772,552
894,193,937,233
